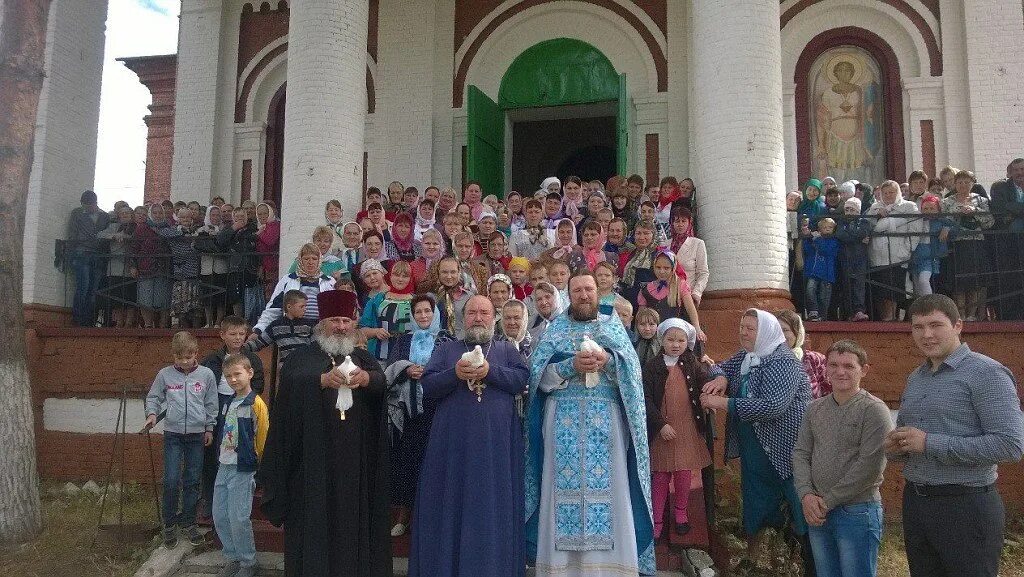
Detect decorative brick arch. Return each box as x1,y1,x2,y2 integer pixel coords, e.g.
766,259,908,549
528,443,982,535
453,0,667,107
794,27,906,184
234,45,376,122
781,0,941,76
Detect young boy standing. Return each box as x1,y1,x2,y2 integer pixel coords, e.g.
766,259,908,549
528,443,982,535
243,290,315,362
793,340,893,577
200,316,265,524
213,354,268,577
145,332,218,548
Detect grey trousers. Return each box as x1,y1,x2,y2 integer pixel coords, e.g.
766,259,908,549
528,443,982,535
903,486,1005,577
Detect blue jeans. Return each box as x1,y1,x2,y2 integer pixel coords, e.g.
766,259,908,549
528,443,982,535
162,432,204,529
213,464,256,566
806,277,833,316
71,250,103,326
808,501,883,577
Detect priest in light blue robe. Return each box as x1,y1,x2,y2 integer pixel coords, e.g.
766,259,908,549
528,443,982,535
525,272,656,577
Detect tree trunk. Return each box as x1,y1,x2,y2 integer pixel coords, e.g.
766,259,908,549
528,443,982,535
0,0,52,544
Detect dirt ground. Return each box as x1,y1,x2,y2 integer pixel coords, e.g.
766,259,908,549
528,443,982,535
0,483,159,577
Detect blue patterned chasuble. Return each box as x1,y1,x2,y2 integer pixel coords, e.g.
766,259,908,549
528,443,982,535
526,312,657,575
550,384,618,551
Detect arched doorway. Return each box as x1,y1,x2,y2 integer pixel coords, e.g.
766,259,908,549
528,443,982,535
465,38,630,196
263,83,286,211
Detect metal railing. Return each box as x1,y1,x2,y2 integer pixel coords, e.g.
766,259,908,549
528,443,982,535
788,209,1024,321
58,244,280,328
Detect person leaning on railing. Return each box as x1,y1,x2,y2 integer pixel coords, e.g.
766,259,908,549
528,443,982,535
941,170,995,321
96,204,137,327
989,158,1024,320
866,180,920,321
66,190,111,326
133,204,172,329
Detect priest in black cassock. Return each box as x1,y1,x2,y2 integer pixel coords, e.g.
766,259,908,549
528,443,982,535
258,289,392,577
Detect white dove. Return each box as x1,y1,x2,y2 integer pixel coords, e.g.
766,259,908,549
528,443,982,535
461,345,486,401
461,345,485,367
580,335,603,388
335,355,357,416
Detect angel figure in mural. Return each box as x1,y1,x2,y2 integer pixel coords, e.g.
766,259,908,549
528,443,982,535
812,49,884,185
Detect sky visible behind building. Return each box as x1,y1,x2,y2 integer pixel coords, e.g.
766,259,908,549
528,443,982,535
93,0,180,210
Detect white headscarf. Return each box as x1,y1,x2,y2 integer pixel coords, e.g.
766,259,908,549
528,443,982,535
740,308,787,375
657,318,696,351
541,177,561,192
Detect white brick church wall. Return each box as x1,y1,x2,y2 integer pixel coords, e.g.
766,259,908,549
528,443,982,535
962,0,1024,185
22,0,108,307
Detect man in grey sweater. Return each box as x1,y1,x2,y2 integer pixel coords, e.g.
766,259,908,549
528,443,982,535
793,339,893,577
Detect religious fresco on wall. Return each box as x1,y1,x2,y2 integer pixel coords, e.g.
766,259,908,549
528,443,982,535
809,46,886,185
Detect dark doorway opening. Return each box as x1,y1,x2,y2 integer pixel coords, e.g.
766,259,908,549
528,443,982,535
509,110,616,195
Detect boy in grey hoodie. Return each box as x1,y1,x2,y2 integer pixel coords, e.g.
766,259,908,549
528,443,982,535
145,331,218,548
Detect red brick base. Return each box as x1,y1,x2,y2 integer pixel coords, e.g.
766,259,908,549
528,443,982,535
26,319,1024,518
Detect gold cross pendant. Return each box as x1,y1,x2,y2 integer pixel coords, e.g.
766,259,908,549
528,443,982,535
467,380,486,402
339,409,346,420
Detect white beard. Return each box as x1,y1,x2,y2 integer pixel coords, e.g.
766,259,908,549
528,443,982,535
315,333,355,357
465,326,494,345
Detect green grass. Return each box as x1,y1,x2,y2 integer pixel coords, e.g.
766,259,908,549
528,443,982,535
0,482,160,577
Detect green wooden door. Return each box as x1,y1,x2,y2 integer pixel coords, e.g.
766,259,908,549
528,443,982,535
617,73,631,175
466,85,505,197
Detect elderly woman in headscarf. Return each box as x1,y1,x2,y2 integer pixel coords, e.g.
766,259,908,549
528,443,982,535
134,203,172,328
255,202,280,299
526,281,562,343
385,293,452,538
699,309,814,574
413,198,438,241
499,299,532,357
538,176,561,198
539,218,585,272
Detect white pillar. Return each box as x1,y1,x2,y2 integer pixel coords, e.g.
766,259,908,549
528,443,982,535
690,0,787,292
170,0,224,202
963,0,1024,185
782,83,798,192
22,0,108,307
280,0,368,269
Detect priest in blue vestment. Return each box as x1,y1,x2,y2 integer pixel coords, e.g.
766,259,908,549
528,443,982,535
526,272,656,577
408,295,530,577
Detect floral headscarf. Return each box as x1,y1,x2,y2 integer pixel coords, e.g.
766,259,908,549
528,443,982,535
549,218,579,261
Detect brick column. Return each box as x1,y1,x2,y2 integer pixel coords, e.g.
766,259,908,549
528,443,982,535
280,0,368,269
690,0,791,342
169,0,223,202
963,0,1024,185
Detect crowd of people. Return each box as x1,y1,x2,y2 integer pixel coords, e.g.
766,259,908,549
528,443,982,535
132,167,1024,577
66,158,1024,333
788,159,1024,322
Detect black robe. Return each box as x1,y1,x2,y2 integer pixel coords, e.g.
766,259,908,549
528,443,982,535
258,343,393,577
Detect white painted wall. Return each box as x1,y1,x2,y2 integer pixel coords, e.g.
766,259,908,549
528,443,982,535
43,398,164,435
279,0,368,268
962,0,1024,185
692,0,788,292
374,0,439,189
22,0,109,306
169,0,225,202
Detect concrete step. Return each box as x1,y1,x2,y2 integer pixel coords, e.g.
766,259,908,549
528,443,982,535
179,550,696,576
